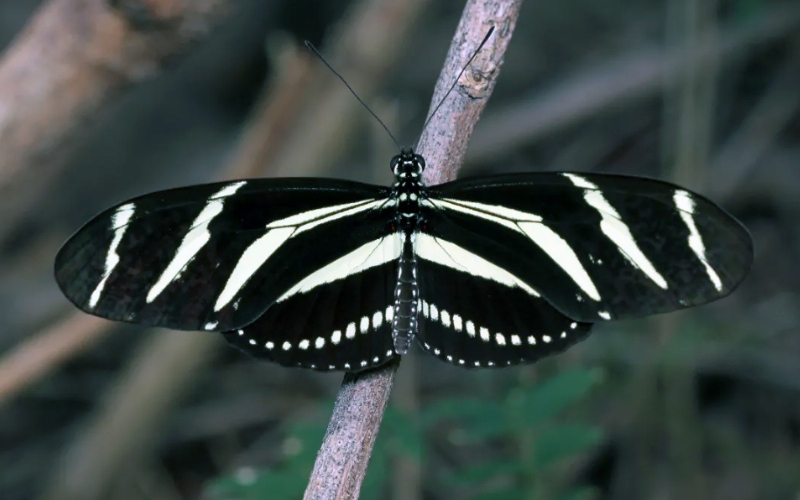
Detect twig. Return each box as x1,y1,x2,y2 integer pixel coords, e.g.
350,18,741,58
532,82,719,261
304,1,522,498
304,360,401,499
418,0,520,186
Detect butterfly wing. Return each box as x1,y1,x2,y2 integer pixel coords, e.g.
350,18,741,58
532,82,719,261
55,178,398,332
421,172,752,323
414,254,593,368
223,261,400,371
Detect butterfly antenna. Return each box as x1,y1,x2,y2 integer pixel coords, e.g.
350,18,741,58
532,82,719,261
304,41,402,151
413,26,495,150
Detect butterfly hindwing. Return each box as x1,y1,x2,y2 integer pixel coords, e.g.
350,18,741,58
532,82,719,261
223,256,400,371
424,172,752,322
55,178,393,332
414,257,593,368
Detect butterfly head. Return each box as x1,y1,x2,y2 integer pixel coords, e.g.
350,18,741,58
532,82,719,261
392,147,425,180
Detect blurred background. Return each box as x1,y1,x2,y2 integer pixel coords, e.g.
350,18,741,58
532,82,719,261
0,0,797,498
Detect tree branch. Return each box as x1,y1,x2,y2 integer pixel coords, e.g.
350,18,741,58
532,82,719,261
419,0,522,186
304,1,522,498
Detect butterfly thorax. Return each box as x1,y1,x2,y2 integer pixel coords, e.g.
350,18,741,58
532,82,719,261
390,149,425,232
389,149,425,354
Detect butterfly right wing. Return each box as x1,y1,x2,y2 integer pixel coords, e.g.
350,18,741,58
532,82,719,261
423,172,752,322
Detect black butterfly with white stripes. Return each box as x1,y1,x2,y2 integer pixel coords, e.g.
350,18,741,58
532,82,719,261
54,148,752,372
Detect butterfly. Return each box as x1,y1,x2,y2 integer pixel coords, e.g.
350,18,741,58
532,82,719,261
54,145,752,371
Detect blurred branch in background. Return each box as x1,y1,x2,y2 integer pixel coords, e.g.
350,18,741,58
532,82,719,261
40,329,223,500
466,2,800,165
0,0,241,249
266,0,432,178
0,313,108,407
653,0,718,498
304,1,522,498
711,38,800,199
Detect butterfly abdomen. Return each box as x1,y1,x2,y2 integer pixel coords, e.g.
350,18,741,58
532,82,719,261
392,234,419,354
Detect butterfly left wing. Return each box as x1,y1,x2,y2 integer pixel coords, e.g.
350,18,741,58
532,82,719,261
55,178,397,332
420,172,753,323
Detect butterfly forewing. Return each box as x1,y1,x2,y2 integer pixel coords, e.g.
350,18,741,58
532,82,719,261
414,258,593,368
223,260,399,370
55,178,392,332
425,172,752,322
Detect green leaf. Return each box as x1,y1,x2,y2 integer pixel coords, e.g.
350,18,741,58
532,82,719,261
552,486,600,500
389,424,425,460
421,398,509,440
206,467,308,500
450,460,528,485
361,444,389,499
284,424,327,463
733,0,765,22
470,488,526,500
206,423,327,500
421,398,505,426
512,368,602,426
533,424,603,468
381,408,425,460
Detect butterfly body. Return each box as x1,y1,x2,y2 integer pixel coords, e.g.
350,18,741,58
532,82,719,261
388,149,427,355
